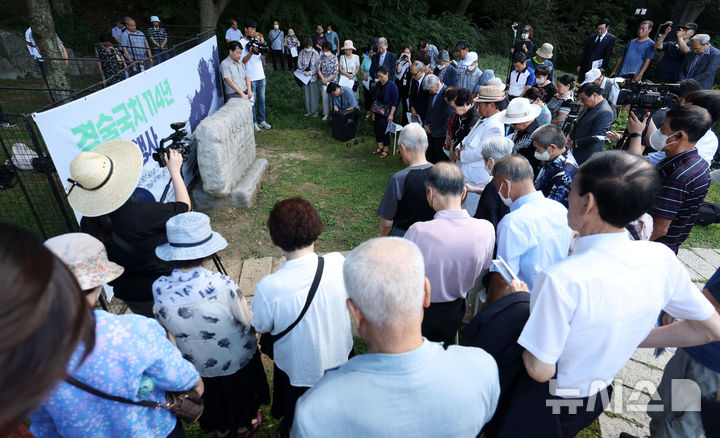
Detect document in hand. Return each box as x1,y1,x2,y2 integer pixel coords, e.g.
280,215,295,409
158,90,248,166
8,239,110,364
294,69,311,85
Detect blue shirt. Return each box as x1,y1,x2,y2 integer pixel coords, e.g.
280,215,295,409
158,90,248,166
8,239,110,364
292,339,500,437
325,30,339,51
685,267,720,373
30,311,199,437
493,191,573,289
534,150,578,207
619,38,655,76
331,86,358,110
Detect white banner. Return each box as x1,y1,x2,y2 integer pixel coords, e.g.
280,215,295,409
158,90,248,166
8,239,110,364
33,37,223,206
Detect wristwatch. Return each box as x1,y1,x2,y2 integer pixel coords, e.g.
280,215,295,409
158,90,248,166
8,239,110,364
629,133,642,138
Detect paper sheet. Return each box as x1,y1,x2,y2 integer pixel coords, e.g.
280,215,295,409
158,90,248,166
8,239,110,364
385,122,404,134
294,69,311,85
290,46,298,57
362,79,370,90
339,75,354,89
591,59,603,70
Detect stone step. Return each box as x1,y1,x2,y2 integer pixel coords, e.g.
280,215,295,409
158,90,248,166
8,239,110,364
678,248,717,280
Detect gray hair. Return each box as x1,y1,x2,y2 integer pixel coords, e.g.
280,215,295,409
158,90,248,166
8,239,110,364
398,123,428,152
378,37,388,46
493,155,534,182
530,124,566,151
426,162,464,196
344,237,425,328
423,74,440,90
437,50,450,62
412,60,426,72
481,136,514,162
691,34,711,45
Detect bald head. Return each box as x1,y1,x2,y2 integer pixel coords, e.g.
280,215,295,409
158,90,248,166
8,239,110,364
343,237,425,328
492,155,534,183
426,162,464,196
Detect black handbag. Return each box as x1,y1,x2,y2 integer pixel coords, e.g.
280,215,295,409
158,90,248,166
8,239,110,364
65,375,204,423
259,256,324,359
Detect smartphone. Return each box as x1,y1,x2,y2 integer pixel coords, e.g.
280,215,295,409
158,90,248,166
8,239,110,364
492,256,519,284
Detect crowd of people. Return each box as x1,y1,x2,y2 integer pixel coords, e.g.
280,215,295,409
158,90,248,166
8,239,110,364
5,15,720,438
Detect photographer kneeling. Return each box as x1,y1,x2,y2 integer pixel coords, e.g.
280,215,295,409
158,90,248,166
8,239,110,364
69,140,191,317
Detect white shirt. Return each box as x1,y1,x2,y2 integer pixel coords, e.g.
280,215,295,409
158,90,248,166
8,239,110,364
600,77,620,106
518,232,715,398
225,28,243,42
507,68,532,97
240,37,266,81
339,54,359,76
25,27,63,60
459,112,505,188
252,252,353,387
648,129,719,166
493,191,573,289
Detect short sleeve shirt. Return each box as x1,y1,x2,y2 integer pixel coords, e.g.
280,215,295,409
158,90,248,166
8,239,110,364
146,26,168,47
507,66,535,97
655,41,685,81
240,37,266,81
618,38,655,76
120,31,150,60
651,149,710,253
376,163,433,220
221,56,248,95
225,28,243,42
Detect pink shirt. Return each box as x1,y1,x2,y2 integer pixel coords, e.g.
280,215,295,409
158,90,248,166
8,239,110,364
405,209,495,303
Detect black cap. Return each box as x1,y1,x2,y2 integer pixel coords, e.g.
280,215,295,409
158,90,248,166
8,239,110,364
681,23,698,33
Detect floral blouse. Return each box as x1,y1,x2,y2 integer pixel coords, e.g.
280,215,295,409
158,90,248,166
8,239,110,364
30,311,199,438
298,49,320,82
319,53,339,83
153,268,257,378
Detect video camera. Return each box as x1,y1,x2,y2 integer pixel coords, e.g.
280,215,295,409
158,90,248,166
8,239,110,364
152,121,192,167
616,74,679,119
561,102,583,136
247,37,269,56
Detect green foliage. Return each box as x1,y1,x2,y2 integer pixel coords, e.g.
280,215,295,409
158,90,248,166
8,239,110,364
54,14,96,56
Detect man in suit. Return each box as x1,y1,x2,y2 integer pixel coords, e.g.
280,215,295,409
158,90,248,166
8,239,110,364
422,74,453,163
369,37,397,81
408,60,430,123
577,19,616,83
569,83,614,165
681,34,720,89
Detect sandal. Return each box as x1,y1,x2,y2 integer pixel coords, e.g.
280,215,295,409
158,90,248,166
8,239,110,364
372,147,384,155
378,148,389,159
236,411,264,438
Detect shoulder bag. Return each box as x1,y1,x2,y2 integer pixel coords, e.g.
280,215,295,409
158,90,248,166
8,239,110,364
342,56,359,92
370,83,390,116
259,256,324,359
65,375,204,423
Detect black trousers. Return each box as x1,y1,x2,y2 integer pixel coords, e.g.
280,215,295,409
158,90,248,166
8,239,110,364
272,364,309,437
422,298,465,347
166,418,185,437
426,135,449,164
286,54,298,70
271,49,285,71
363,83,373,112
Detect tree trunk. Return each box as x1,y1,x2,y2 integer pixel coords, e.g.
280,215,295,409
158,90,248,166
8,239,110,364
457,0,473,16
49,0,72,18
198,0,231,29
566,0,587,24
28,0,70,99
671,0,705,25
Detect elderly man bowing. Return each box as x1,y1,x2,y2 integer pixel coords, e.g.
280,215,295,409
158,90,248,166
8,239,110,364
292,237,500,437
404,162,495,346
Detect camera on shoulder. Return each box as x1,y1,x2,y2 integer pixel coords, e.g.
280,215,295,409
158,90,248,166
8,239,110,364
247,37,270,56
616,74,679,119
152,121,192,167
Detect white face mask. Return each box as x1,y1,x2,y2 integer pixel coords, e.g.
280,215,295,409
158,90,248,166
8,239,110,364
536,77,546,85
649,129,679,151
437,63,447,70
305,48,312,53
521,33,529,39
323,51,331,56
534,150,551,161
498,180,513,207
274,25,279,30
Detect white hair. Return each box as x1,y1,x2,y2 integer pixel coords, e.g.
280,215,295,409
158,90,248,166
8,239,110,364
412,60,426,72
423,74,440,90
691,34,711,45
398,123,428,152
481,136,514,162
343,237,425,328
378,37,388,46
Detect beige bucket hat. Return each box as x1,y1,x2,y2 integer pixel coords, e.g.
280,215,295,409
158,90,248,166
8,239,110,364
66,139,143,217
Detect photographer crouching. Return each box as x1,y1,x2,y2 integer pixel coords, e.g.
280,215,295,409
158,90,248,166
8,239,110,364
240,19,272,132
68,139,191,317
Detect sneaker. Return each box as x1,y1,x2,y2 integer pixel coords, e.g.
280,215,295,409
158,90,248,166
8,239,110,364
304,112,311,117
312,113,318,117
365,114,370,119
0,121,16,128
254,123,261,132
321,115,328,121
259,121,272,129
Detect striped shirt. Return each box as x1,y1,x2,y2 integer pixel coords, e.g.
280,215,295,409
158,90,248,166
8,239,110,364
146,26,168,48
651,149,710,253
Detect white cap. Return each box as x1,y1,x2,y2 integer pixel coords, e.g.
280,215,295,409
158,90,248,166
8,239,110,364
582,68,602,85
463,51,478,67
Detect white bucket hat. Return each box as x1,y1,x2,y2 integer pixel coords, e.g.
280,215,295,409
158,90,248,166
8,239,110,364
536,43,554,59
582,68,602,85
66,139,143,217
10,143,38,170
497,98,541,124
156,212,228,261
45,232,124,290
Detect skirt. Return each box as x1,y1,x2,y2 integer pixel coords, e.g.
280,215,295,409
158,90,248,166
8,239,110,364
198,350,270,433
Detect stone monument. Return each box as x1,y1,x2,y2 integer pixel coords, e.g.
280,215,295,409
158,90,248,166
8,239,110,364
191,98,267,210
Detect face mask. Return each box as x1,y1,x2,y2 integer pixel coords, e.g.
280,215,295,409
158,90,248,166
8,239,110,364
274,25,279,30
536,77,546,85
649,129,679,151
521,33,529,39
534,150,551,161
437,63,447,70
498,180,513,207
305,48,312,53
323,51,331,56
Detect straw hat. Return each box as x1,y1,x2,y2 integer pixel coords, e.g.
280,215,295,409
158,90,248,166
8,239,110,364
341,40,356,51
536,43,554,59
66,139,142,217
497,98,541,124
10,143,38,170
156,212,228,261
474,85,506,103
45,232,124,290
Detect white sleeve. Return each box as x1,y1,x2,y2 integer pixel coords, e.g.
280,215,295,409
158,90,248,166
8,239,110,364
663,260,715,321
517,271,575,364
251,283,274,334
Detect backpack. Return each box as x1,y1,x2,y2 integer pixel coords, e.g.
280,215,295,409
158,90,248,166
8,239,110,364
696,202,720,226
